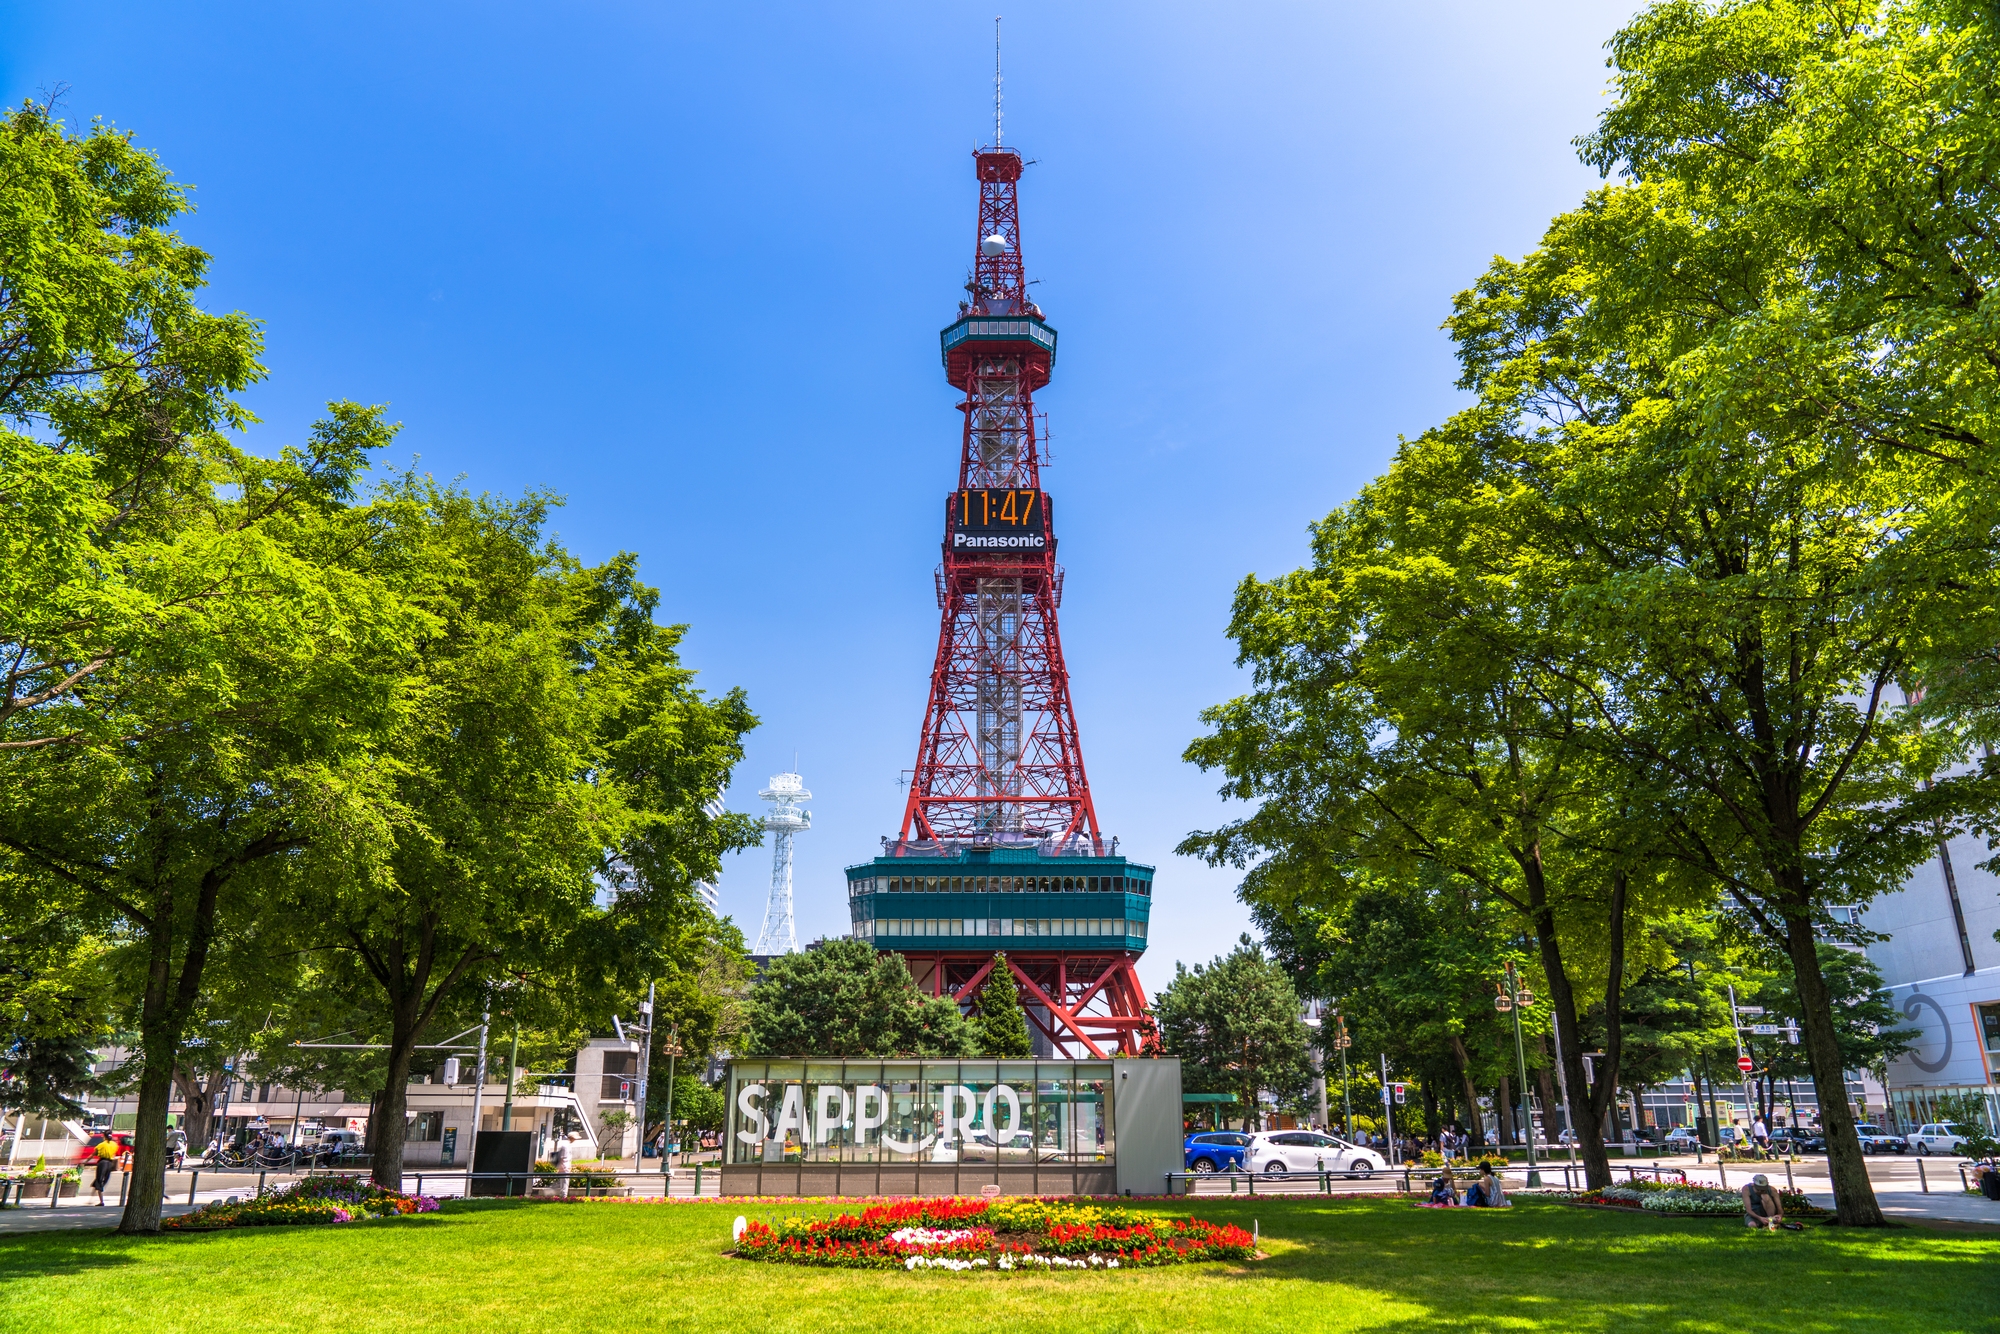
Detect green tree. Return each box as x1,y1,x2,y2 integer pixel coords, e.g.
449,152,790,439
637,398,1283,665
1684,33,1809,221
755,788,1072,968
278,476,759,1188
739,938,975,1059
1177,419,1712,1185
0,102,418,1232
1752,944,1919,1101
1152,936,1313,1131
969,954,1034,1059
1503,0,2000,1224
1275,874,1536,1148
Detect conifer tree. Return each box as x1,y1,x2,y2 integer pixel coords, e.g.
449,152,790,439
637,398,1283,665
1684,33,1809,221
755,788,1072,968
972,954,1034,1059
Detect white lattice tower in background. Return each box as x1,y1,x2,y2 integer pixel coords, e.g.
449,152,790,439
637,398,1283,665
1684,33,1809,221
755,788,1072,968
755,772,811,954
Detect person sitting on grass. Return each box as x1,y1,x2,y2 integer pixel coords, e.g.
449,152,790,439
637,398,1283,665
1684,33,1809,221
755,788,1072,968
1466,1163,1508,1208
1428,1166,1461,1206
1741,1174,1801,1230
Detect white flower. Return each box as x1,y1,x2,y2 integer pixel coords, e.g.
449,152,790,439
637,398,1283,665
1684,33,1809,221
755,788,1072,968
889,1227,981,1247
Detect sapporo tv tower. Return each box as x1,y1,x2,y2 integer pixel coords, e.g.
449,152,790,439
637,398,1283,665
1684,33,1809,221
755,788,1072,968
844,40,1157,1057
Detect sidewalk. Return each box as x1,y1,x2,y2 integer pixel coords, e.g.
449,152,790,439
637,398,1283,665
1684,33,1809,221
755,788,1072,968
0,1200,202,1235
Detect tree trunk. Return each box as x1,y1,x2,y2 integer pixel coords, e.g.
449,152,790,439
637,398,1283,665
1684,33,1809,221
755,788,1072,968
1783,909,1885,1225
1447,1035,1485,1147
171,1062,224,1153
118,860,227,1234
1532,1041,1559,1143
1498,1076,1515,1145
1524,859,1621,1189
371,1000,422,1190
119,1022,179,1234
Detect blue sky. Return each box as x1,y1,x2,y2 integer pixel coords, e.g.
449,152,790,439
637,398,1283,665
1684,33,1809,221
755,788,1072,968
6,1,1632,997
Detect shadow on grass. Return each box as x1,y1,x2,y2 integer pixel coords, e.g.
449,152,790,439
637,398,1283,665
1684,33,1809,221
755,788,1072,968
1183,1197,1991,1333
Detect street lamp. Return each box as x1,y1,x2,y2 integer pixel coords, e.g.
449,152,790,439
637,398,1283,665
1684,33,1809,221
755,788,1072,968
1496,961,1541,1187
1331,1011,1354,1141
660,1027,683,1177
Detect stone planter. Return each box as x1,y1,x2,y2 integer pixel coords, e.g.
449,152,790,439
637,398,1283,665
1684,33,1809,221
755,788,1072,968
21,1178,78,1198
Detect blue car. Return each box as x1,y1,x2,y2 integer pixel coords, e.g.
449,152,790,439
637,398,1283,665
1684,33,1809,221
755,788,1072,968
1184,1131,1252,1173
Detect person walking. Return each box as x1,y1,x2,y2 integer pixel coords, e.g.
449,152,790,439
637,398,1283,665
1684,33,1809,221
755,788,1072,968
88,1136,120,1206
553,1131,580,1198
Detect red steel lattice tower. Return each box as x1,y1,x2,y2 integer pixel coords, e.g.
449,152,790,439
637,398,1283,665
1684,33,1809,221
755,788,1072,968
852,135,1157,1057
899,145,1101,849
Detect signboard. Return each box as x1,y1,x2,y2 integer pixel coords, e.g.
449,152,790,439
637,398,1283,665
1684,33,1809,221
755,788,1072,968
441,1127,458,1165
1738,1006,1765,1016
1737,1055,1755,1073
1750,1023,1780,1036
949,489,1051,554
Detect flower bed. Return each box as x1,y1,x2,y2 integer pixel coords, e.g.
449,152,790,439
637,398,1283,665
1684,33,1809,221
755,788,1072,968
734,1197,1255,1272
162,1175,440,1231
1573,1179,1826,1218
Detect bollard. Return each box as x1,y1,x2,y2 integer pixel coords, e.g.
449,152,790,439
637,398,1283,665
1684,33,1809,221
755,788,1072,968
1320,1169,1329,1195
1247,1170,1255,1196
189,1169,200,1205
50,1178,60,1210
1785,1160,1794,1192
694,1163,703,1197
258,1171,267,1197
1717,1161,1727,1190
1918,1159,1928,1194
1229,1173,1236,1195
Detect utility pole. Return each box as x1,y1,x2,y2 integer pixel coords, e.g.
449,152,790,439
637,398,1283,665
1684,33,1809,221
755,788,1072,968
1549,1008,1577,1169
1380,1053,1397,1166
501,1027,520,1131
467,1001,491,1176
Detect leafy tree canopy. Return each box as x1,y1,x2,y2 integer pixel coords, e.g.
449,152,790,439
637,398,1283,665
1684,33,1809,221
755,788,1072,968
740,939,975,1059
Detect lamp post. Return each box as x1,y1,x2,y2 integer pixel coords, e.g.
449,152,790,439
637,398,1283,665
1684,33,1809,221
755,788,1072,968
1497,962,1540,1187
660,1027,682,1176
1332,1011,1354,1140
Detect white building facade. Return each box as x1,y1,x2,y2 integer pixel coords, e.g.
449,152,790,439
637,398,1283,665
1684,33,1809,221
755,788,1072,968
1861,824,2000,1131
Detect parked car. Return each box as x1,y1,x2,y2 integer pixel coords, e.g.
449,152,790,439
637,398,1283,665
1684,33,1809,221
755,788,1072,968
1908,1123,1971,1155
1661,1127,1703,1153
1854,1124,1907,1154
1244,1131,1386,1179
1184,1131,1252,1173
1768,1127,1824,1154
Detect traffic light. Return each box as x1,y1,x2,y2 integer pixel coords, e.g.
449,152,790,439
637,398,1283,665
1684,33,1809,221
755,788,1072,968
1393,1083,1406,1105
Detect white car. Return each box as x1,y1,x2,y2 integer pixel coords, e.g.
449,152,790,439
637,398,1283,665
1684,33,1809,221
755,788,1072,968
1908,1123,1970,1155
1244,1131,1385,1179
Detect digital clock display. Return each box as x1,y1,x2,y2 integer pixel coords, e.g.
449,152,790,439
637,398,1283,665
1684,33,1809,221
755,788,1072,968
949,489,1052,552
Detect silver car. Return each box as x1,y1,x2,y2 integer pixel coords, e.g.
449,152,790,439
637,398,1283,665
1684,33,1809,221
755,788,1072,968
1244,1130,1386,1179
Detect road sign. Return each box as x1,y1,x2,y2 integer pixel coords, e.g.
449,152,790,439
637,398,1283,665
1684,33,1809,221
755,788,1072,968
1750,1023,1780,1035
1737,1055,1755,1073
1738,1005,1765,1016
1380,1085,1393,1105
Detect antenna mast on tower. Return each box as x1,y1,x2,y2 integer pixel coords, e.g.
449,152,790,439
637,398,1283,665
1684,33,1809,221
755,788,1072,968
994,15,1003,146
755,771,811,954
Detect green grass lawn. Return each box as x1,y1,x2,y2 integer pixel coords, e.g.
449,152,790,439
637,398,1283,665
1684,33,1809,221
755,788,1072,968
0,1196,1991,1333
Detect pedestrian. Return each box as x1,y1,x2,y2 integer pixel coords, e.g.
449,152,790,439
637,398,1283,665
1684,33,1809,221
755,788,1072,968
1740,1173,1798,1230
88,1136,120,1206
553,1130,581,1198
1752,1116,1770,1155
1467,1163,1509,1208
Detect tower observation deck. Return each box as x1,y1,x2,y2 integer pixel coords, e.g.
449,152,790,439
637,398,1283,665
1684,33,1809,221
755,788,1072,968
849,139,1158,1057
